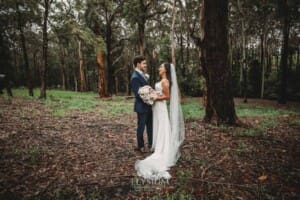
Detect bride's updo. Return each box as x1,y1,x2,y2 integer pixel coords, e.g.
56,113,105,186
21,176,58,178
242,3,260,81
163,63,172,89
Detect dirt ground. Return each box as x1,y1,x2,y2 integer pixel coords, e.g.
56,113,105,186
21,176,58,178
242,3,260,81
0,96,299,199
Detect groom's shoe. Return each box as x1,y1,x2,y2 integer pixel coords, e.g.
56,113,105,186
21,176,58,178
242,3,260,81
147,145,154,153
134,147,146,153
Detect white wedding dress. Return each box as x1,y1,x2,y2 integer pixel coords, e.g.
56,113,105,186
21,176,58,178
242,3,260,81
135,64,185,180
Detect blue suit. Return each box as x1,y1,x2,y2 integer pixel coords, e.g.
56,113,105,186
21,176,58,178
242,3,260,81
130,70,153,148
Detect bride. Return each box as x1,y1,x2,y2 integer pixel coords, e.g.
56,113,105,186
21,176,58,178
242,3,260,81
135,63,185,180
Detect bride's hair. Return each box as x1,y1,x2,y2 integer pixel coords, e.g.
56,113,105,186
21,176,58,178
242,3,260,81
163,63,172,89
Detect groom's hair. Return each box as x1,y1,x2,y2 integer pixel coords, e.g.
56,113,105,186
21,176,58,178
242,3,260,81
133,55,146,67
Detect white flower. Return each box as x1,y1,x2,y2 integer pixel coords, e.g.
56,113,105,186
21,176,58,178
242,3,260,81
144,73,150,80
138,85,158,105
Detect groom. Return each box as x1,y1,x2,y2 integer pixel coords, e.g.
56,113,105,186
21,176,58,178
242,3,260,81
130,55,153,153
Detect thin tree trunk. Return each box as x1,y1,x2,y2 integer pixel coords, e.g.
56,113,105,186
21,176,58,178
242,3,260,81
170,0,177,65
73,70,78,92
97,51,107,97
78,39,87,92
288,53,293,71
16,3,33,96
138,23,145,55
278,0,290,104
126,64,131,95
276,54,279,73
59,44,66,90
260,34,265,99
0,33,13,96
296,46,299,70
267,52,272,76
115,76,118,95
200,0,237,124
40,0,50,99
106,23,114,95
186,32,190,64
241,20,246,97
229,34,233,73
179,9,184,73
33,50,39,87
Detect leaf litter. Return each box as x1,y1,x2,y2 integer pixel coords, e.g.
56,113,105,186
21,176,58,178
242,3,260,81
0,96,299,199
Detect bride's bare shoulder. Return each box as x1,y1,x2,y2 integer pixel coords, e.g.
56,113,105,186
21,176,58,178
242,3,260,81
161,79,170,89
161,78,169,84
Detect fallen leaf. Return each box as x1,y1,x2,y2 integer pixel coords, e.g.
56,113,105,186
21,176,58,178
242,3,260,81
258,175,267,181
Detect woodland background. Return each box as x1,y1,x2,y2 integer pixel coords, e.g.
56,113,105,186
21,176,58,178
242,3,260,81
0,0,300,199
0,0,299,101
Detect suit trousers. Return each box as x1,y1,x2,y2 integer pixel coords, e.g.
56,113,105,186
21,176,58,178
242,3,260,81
136,110,153,148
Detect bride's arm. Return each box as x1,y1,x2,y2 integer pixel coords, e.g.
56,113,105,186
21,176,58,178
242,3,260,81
156,79,170,101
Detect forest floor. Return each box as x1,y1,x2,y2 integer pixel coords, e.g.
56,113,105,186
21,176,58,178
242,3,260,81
0,89,299,200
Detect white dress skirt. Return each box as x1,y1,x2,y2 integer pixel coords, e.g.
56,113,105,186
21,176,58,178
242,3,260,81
135,81,174,180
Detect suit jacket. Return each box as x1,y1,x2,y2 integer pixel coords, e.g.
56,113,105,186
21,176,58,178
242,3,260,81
130,70,152,113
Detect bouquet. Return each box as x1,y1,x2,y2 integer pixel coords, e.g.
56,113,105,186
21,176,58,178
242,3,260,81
138,85,158,105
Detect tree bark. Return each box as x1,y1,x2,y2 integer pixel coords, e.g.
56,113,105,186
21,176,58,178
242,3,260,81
59,45,67,90
0,31,13,96
138,23,145,55
78,39,87,92
199,0,237,124
237,0,246,97
33,50,39,87
106,21,114,95
16,3,34,96
260,34,265,99
115,76,118,95
276,54,279,73
278,0,290,104
297,46,300,69
186,32,190,64
126,63,131,95
170,0,177,65
179,9,184,73
73,70,78,92
40,0,50,99
97,50,107,98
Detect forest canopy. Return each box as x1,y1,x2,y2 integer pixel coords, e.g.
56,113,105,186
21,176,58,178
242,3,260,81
0,0,299,101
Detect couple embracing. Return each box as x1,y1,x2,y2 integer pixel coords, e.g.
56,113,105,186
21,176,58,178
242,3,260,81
130,55,185,180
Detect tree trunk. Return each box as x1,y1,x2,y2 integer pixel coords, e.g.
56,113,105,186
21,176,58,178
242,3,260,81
241,21,246,97
0,31,13,97
288,53,293,72
59,45,67,90
16,3,34,96
151,50,158,84
78,39,87,92
106,23,114,95
260,34,265,99
138,22,145,55
179,10,184,73
276,54,279,73
296,46,299,70
267,52,272,76
73,70,78,92
115,76,118,95
170,0,177,65
40,0,50,99
126,64,131,95
229,34,233,73
200,0,237,124
186,32,190,64
97,51,107,97
33,50,39,87
278,0,290,104
243,61,248,103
